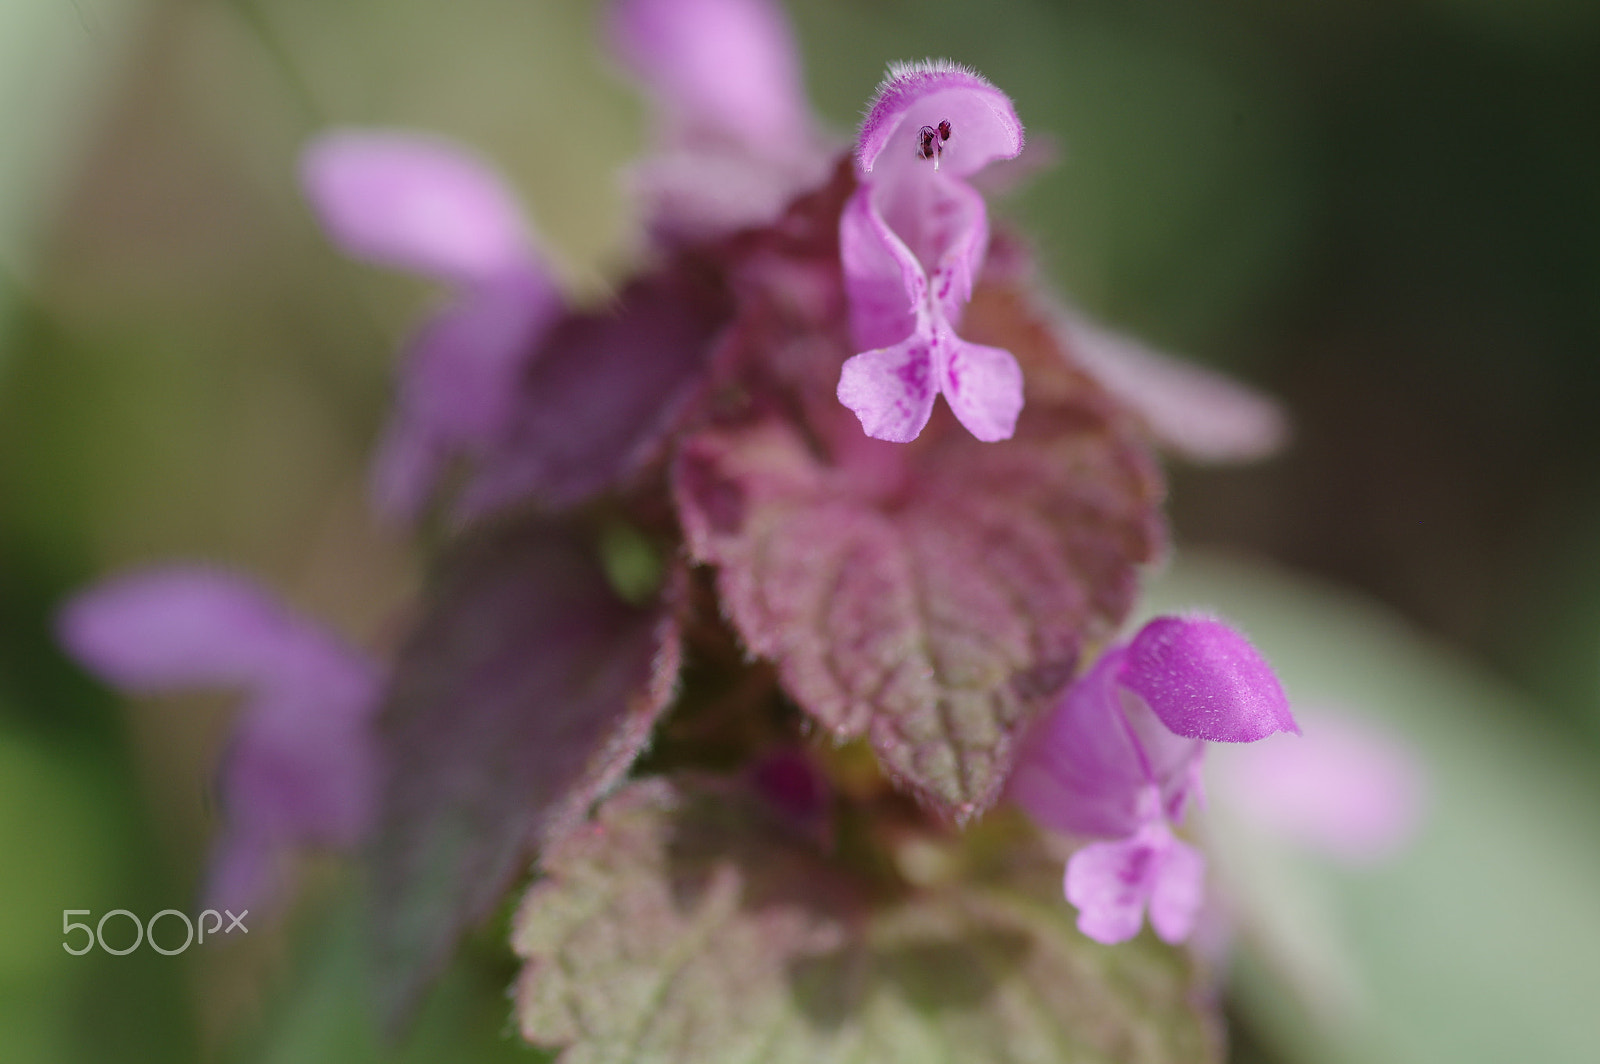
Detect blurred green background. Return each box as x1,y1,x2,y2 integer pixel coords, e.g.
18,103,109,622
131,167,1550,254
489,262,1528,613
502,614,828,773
2,0,1598,1061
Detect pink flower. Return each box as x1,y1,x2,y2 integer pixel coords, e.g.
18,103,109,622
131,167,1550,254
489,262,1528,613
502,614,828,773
608,0,835,239
301,131,561,521
56,568,381,912
838,60,1026,443
1010,615,1297,944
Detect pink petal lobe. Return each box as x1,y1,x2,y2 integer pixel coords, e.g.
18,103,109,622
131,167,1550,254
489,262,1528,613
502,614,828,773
1147,830,1205,944
301,130,536,286
858,60,1024,182
59,568,319,690
940,335,1023,442
837,335,939,443
609,0,810,150
1065,831,1160,945
1066,823,1205,945
1120,615,1298,743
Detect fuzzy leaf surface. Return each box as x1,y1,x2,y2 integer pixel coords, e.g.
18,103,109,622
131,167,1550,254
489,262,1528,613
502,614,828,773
675,281,1164,820
513,780,1218,1064
370,517,680,1027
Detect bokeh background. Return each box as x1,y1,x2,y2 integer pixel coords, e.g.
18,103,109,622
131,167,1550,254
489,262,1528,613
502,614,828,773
3,0,1599,1061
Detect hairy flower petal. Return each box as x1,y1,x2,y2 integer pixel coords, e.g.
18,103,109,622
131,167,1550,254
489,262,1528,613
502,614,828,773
857,60,1024,181
301,131,539,287
840,62,1023,443
1121,615,1298,743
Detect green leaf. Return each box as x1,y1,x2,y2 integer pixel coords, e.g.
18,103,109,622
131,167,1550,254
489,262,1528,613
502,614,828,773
512,779,1218,1064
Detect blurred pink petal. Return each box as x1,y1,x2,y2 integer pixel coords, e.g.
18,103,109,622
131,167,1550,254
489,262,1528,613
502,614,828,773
301,130,563,520
609,0,835,237
625,148,824,240
1212,709,1428,864
1146,829,1206,944
609,0,809,148
58,568,381,911
1054,308,1289,464
301,131,538,287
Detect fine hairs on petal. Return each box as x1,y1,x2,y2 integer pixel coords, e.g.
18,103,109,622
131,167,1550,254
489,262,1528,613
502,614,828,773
856,58,1024,175
861,58,990,126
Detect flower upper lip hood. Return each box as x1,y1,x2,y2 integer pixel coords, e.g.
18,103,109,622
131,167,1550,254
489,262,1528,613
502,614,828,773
857,60,1024,181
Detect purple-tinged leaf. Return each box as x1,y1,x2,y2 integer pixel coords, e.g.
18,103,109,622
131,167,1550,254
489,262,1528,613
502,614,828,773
369,517,681,1027
513,780,1220,1063
459,264,731,517
675,281,1164,820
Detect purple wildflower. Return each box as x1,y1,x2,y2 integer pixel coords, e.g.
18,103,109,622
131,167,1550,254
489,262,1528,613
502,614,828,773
57,567,381,912
608,0,835,238
301,131,561,521
838,60,1026,443
1010,614,1296,944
